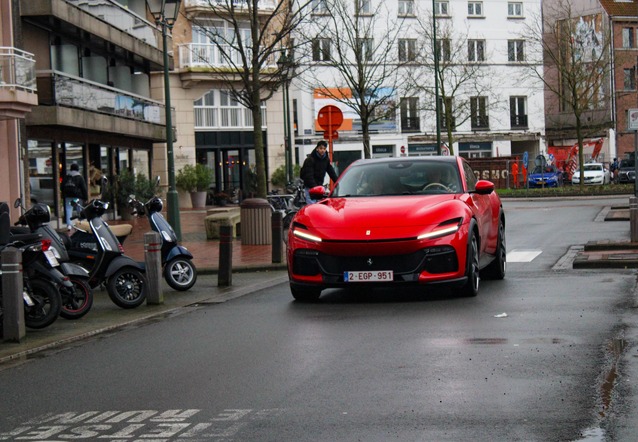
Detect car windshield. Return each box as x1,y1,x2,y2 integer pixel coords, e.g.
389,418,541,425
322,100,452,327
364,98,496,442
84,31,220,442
332,160,462,197
531,165,557,174
583,164,603,172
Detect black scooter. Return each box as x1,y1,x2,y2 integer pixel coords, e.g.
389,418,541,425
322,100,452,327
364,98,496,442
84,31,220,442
0,202,61,329
13,199,93,319
128,180,197,291
64,199,147,309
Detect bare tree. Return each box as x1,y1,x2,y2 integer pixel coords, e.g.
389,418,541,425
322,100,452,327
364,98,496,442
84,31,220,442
403,12,495,156
185,0,313,198
521,0,614,190
296,0,405,159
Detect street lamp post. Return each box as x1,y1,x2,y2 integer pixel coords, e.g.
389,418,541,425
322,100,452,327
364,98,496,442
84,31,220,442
148,0,182,241
432,0,442,155
277,51,294,184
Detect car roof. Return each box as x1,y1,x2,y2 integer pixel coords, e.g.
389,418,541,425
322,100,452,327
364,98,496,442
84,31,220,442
348,156,460,167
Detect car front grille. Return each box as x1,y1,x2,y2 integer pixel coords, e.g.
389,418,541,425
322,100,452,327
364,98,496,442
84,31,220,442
292,246,458,281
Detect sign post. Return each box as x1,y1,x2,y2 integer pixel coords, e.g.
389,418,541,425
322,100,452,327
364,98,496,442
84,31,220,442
317,105,343,189
628,109,638,196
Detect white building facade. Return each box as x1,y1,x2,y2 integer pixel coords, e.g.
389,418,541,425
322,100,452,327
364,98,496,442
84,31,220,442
290,0,546,173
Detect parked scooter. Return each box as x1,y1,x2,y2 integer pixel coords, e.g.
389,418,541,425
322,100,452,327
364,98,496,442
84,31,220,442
0,202,61,329
64,199,147,309
13,199,93,319
128,178,197,291
282,179,307,230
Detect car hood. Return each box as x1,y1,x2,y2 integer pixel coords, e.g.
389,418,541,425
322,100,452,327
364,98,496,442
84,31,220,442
294,195,466,240
577,170,604,177
529,172,559,179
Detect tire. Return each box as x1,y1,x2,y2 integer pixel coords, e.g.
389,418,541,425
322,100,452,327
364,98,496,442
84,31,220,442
106,267,147,309
290,284,321,302
460,232,479,297
482,218,506,280
24,278,62,329
164,257,197,291
60,277,93,320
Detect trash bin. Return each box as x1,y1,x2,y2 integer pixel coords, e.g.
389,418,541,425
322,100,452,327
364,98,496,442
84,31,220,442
240,198,272,245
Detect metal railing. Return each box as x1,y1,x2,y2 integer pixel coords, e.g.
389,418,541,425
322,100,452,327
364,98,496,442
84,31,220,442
510,114,528,128
0,47,36,92
178,43,277,69
65,0,160,47
36,70,166,125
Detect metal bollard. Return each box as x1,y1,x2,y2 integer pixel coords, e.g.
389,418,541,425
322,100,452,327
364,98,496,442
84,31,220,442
218,225,233,287
631,197,638,243
272,211,283,263
144,231,163,305
2,247,25,342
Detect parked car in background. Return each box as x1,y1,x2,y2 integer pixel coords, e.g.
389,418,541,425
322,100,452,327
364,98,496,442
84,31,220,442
29,176,55,206
617,159,636,184
571,163,611,185
527,165,563,188
286,156,506,301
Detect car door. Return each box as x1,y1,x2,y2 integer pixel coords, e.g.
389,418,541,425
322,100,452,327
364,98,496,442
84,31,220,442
461,161,494,254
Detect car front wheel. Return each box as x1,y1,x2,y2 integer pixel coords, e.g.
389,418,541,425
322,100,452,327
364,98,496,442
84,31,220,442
460,232,479,297
290,284,321,302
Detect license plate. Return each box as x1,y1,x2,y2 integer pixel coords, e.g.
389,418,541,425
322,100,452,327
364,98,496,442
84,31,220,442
44,250,59,267
344,270,393,282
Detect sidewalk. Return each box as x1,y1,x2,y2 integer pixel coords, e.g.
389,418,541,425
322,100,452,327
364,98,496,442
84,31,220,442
0,207,288,364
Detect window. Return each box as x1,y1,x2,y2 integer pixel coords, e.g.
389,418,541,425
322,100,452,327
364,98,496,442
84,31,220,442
399,39,417,62
508,40,525,62
508,2,523,17
470,96,489,129
623,28,635,48
356,0,371,14
357,38,374,61
312,38,331,61
509,96,528,128
436,38,451,61
624,68,636,90
468,39,485,62
468,1,482,16
194,90,266,129
398,0,414,16
435,1,449,16
400,97,420,132
312,0,328,14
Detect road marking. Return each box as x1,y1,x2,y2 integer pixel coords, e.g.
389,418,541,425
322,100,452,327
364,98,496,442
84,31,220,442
507,249,542,262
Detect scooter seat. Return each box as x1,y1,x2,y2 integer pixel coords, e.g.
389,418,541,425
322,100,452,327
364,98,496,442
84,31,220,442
74,221,133,237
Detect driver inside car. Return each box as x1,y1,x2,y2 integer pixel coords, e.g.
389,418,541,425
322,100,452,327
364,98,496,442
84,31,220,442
425,167,458,192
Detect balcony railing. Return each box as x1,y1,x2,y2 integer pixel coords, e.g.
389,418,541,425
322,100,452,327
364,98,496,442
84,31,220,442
401,117,420,132
36,70,166,126
184,0,277,11
0,47,36,92
65,0,160,47
471,116,489,130
179,43,277,69
510,114,528,128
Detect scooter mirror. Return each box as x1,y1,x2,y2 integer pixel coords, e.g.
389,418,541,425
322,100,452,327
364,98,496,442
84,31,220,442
14,197,22,209
155,176,161,187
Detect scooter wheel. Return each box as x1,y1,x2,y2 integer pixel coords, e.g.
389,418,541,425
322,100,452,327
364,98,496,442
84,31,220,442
60,277,93,320
164,258,197,291
106,267,146,309
24,278,62,329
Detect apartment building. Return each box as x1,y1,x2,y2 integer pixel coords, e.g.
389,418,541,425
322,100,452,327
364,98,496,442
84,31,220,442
291,0,546,173
0,0,38,216
169,0,285,197
6,0,169,223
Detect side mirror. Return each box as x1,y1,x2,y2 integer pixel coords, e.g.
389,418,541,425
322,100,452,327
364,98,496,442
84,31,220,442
155,176,161,186
473,180,495,195
309,185,327,200
13,197,22,209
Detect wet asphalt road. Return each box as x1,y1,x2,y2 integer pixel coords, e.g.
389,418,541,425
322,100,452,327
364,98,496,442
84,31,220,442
0,197,637,441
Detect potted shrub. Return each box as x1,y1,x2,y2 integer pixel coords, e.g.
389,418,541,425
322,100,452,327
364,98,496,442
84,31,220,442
176,164,213,208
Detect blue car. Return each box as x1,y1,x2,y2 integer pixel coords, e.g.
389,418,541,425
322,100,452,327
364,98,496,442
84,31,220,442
527,165,563,188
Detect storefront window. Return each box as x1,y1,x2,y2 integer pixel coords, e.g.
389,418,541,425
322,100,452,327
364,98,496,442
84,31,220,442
27,140,56,209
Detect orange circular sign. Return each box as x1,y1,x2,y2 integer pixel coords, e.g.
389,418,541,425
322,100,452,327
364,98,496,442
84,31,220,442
317,105,343,131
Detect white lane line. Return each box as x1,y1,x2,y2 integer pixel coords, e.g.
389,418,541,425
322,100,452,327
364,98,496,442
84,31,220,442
507,249,542,262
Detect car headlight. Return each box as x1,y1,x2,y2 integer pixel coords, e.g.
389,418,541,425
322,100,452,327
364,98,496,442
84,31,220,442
417,218,462,240
292,227,322,243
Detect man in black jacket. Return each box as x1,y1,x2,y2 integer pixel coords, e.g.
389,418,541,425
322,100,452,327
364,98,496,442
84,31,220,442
300,140,339,203
62,163,88,231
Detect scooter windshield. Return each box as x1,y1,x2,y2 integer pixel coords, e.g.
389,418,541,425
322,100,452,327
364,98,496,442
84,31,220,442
150,213,177,242
91,218,121,252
